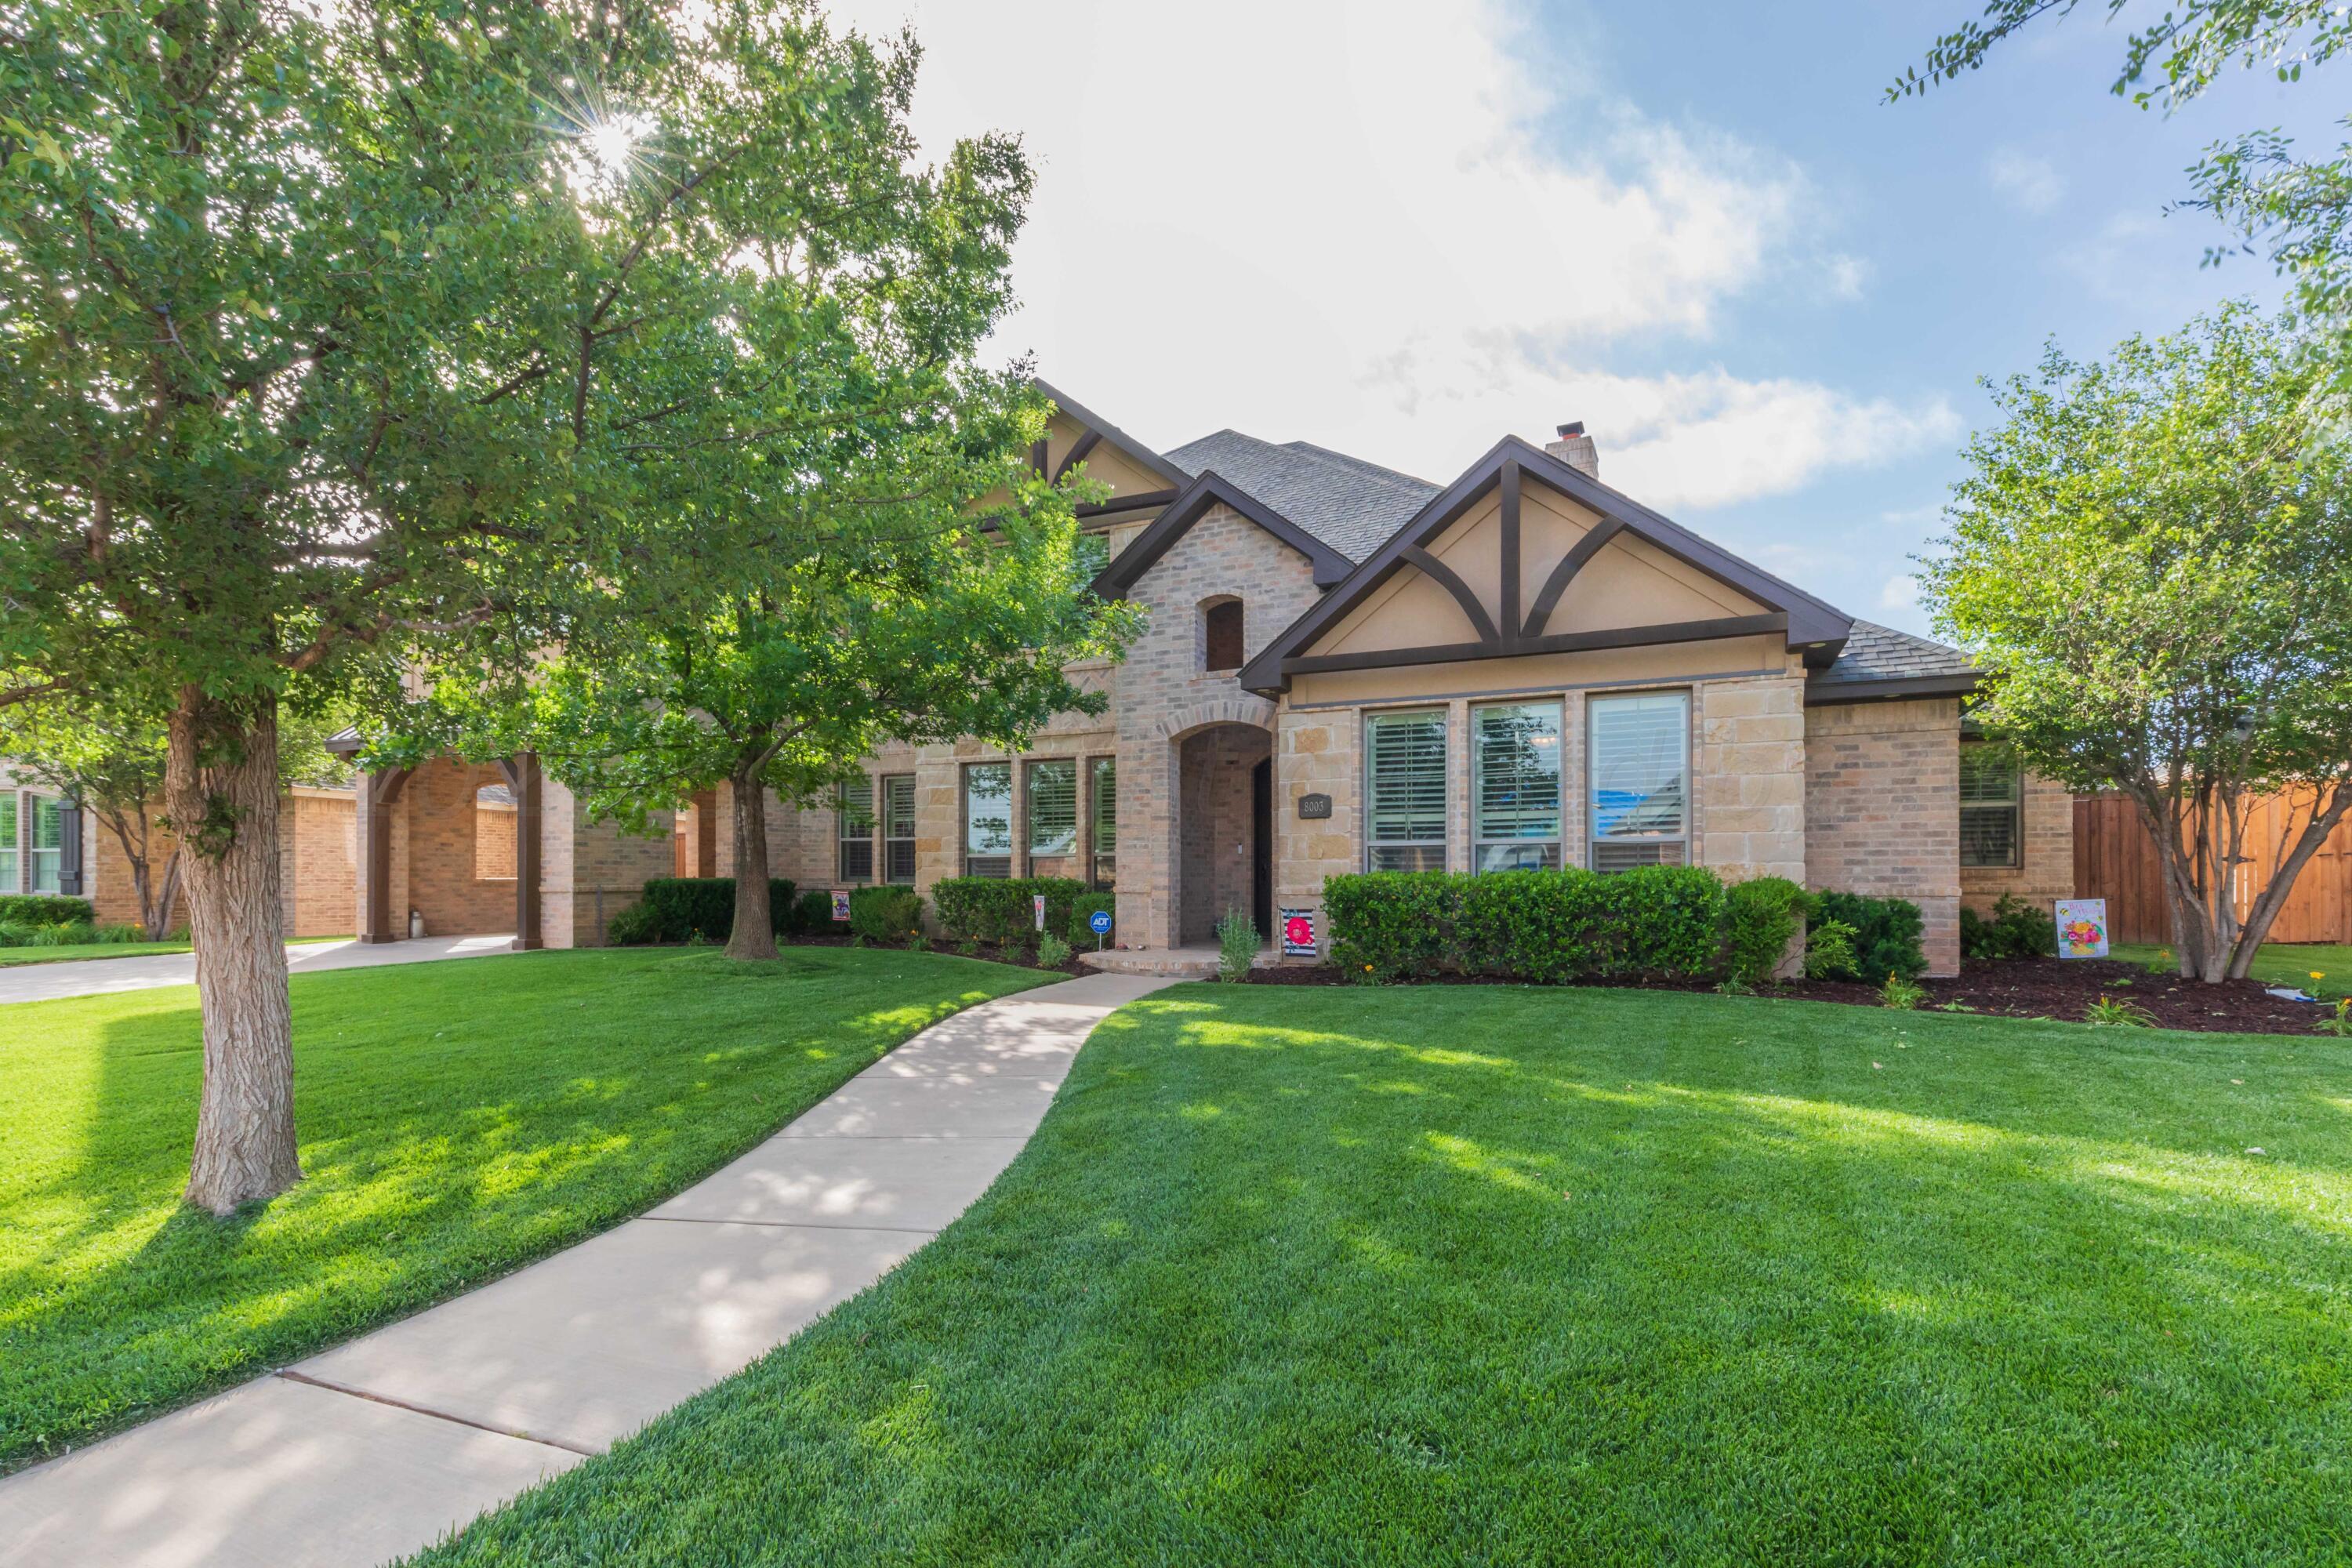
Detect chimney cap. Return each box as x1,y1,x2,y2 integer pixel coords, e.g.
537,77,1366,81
1556,420,1585,440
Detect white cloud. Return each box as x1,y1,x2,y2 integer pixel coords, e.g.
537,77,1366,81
1878,572,1922,612
1986,148,2064,214
829,0,1944,508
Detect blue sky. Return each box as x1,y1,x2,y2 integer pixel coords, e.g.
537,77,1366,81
833,0,2338,636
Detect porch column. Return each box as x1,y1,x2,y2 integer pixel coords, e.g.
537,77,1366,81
358,766,411,943
501,753,543,951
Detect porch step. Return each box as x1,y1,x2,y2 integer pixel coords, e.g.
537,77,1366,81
1077,946,1223,980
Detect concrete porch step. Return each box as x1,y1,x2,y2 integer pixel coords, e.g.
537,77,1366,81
1077,945,1290,980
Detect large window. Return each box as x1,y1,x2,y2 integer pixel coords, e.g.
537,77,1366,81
1028,758,1077,860
880,774,916,884
1366,709,1449,872
26,793,61,895
1588,691,1689,872
1473,702,1563,872
1960,741,2023,869
838,779,875,882
964,761,1014,878
1090,756,1116,889
0,793,16,891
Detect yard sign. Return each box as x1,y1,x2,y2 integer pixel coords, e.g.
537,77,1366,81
830,888,851,923
1281,908,1317,958
2056,898,2109,959
1033,893,1047,931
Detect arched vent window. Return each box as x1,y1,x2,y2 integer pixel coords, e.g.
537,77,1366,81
1203,599,1245,673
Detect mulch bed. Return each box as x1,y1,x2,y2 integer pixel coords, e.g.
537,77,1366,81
1248,953,2337,1035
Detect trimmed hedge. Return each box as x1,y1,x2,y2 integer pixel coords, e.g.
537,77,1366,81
849,886,924,945
637,877,797,943
1809,890,1928,982
931,877,1090,945
0,895,94,926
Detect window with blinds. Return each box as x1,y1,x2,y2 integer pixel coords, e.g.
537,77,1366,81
1959,742,2023,869
881,774,916,884
1029,758,1077,858
1366,709,1448,872
1473,702,1563,873
27,794,61,895
964,761,1014,878
0,793,16,891
837,779,874,882
1588,691,1689,873
1090,756,1116,889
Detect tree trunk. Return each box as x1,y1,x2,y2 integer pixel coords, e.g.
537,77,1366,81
167,687,299,1214
2225,784,2352,980
724,768,779,961
152,848,185,941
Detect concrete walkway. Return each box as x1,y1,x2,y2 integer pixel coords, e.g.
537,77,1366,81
0,934,518,1007
0,970,1175,1568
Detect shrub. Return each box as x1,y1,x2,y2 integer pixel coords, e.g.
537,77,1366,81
607,902,662,946
931,877,1088,945
1592,864,1727,978
1959,893,2057,961
1068,890,1116,946
637,878,797,943
1804,917,1860,981
1455,870,1609,984
1809,891,1926,983
1721,876,1811,987
1324,872,1455,982
1329,865,1728,985
790,888,836,935
0,895,94,926
1880,972,1926,1010
849,885,924,946
1036,932,1072,968
1215,907,1258,983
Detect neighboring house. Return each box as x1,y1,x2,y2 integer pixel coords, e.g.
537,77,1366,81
344,383,2073,974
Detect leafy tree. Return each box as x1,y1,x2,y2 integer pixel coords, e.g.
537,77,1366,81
1919,305,2352,981
0,0,1029,1210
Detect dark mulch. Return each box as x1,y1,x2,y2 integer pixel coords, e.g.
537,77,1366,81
1249,953,2336,1034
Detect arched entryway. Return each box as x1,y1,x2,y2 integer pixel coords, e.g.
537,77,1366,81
1175,722,1273,946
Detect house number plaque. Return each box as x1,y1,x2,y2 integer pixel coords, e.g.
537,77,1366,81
1297,793,1333,819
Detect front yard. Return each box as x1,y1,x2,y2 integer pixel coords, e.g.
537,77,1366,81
0,946,1048,1471
414,984,2352,1566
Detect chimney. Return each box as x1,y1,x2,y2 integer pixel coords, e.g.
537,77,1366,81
1545,420,1598,479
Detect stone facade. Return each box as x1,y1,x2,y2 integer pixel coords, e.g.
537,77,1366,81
1804,698,1964,976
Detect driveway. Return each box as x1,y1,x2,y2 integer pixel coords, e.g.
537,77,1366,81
0,935,521,1007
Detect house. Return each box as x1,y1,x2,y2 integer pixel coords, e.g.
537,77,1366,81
343,385,2074,974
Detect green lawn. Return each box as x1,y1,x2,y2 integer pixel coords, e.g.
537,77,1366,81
0,933,349,967
0,946,1047,1471
416,985,2352,1567
2113,940,2352,1000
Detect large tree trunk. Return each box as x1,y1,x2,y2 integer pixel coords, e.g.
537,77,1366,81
167,687,299,1214
725,766,779,961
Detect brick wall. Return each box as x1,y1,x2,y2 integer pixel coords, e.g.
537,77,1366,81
78,788,351,937
1804,698,1963,976
401,759,515,938
539,773,673,947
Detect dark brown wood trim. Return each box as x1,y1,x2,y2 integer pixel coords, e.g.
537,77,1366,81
1075,488,1176,519
1050,428,1102,483
1803,672,1980,706
1091,471,1353,598
1399,545,1501,644
360,765,412,943
1521,517,1624,640
1032,378,1192,490
1029,437,1050,477
510,753,543,950
1279,613,1788,679
1497,459,1522,652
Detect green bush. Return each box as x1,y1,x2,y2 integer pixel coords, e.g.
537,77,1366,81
1960,893,2057,961
1454,871,1608,984
637,877,797,943
607,902,662,946
1068,890,1116,946
931,877,1088,945
0,895,93,926
849,886,924,946
1809,891,1926,983
1324,872,1455,982
1804,917,1860,981
790,888,836,935
1036,932,1072,968
1328,865,1728,984
1721,876,1812,987
1593,865,1726,978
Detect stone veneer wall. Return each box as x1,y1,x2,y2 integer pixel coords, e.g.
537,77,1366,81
1959,765,2075,917
1804,697,1963,976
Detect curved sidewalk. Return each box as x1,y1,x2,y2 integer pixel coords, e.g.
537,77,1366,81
0,970,1175,1568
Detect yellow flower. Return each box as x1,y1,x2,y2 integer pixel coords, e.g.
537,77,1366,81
1363,964,1374,972
2310,971,2325,981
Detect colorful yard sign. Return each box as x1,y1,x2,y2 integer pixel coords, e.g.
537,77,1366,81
829,888,851,923
1033,893,1047,931
1281,908,1317,957
2056,898,2109,959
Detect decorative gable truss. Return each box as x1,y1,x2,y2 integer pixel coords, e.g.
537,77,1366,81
1031,379,1193,520
1236,437,1853,694
1091,470,1355,598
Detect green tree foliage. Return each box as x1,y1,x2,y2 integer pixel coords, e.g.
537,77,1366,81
0,0,1032,1210
1919,305,2352,981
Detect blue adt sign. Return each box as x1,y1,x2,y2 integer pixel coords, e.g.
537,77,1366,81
1089,909,1113,935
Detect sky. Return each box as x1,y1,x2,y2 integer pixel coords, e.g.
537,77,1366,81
826,0,2342,636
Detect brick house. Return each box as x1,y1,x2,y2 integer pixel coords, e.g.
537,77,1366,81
345,384,2071,974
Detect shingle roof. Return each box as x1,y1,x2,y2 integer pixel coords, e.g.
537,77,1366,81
1163,430,1440,562
1809,619,1977,694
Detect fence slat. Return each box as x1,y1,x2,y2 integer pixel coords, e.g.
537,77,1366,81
2071,789,2352,947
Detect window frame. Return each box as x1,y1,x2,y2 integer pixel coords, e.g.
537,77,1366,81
837,778,875,884
1586,689,1692,873
1472,700,1565,873
1088,755,1117,891
1026,757,1078,862
1363,706,1450,873
1959,739,2024,870
880,773,917,884
962,760,1014,879
25,792,62,895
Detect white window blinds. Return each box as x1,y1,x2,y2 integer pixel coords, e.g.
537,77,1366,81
1367,710,1448,872
1588,692,1689,872
964,762,1013,877
1028,759,1077,857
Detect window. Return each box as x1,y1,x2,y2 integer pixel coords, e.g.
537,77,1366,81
1588,691,1689,872
1090,756,1116,889
1028,758,1077,862
1203,600,1244,672
881,775,916,884
838,779,875,882
1473,702,1563,872
1366,709,1448,872
26,793,61,895
964,761,1014,878
1960,742,2023,869
0,793,16,892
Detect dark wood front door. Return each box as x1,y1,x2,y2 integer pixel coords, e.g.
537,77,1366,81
1251,757,1273,942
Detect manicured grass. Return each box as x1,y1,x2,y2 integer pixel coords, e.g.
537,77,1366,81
0,946,1047,1471
0,934,348,967
416,985,2352,1566
2113,941,2352,1000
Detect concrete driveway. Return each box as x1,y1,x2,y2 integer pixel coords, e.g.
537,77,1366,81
0,935,521,1007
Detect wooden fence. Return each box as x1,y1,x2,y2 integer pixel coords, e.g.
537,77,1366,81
2073,790,2352,946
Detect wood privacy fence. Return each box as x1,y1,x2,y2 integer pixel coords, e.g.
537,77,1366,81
2073,790,2352,946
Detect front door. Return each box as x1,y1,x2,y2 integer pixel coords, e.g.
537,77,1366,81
1251,758,1272,942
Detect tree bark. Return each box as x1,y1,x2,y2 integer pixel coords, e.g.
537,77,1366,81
2225,784,2352,979
724,765,779,961
167,687,299,1213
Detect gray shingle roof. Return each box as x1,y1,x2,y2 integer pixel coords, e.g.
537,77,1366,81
1810,619,1976,692
1163,430,1440,562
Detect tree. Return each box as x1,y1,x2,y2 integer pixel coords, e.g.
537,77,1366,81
0,0,1031,1210
1919,305,2352,981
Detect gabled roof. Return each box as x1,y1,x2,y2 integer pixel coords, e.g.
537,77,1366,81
1033,378,1192,494
1236,435,1855,693
1092,471,1355,598
1163,430,1439,561
1806,619,1979,705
